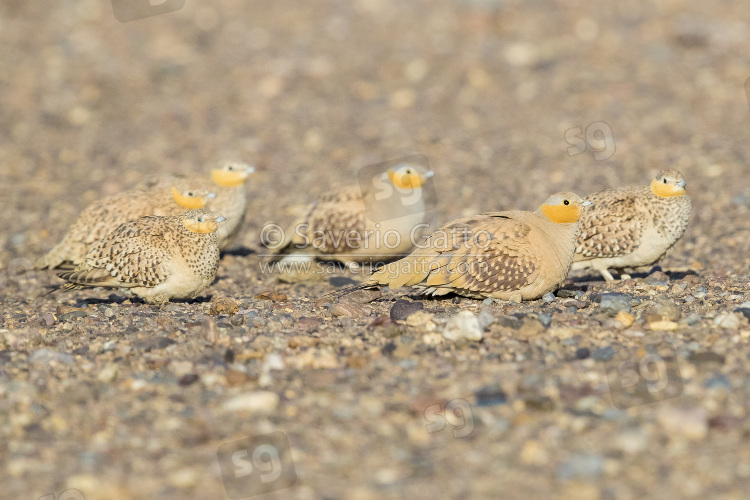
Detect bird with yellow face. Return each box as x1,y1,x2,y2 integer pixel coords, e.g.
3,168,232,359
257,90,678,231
36,184,216,270
573,169,691,281
56,209,226,305
138,161,255,250
324,192,590,302
267,164,434,269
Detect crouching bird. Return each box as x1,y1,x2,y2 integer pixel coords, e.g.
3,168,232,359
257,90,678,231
325,192,589,303
36,183,216,270
55,209,226,305
138,161,255,250
267,163,434,269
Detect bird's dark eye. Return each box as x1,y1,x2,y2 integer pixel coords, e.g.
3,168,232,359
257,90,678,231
406,169,412,174
663,178,667,184
188,192,194,196
564,200,570,206
198,217,204,222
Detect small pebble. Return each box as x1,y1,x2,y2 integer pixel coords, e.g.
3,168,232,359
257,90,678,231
536,313,552,328
29,348,73,365
656,406,708,440
615,311,635,327
222,391,279,413
592,346,614,361
688,351,725,366
649,320,678,331
542,292,555,303
443,310,483,341
97,364,119,383
648,297,682,321
475,384,508,406
703,374,731,390
713,312,740,329
209,297,240,316
389,300,424,322
599,293,632,316
331,302,365,318
558,454,604,480
477,309,495,330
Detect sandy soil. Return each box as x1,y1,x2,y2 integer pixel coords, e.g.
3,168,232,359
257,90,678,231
2,1,750,499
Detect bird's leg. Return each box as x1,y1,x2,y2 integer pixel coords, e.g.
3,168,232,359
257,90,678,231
599,268,615,282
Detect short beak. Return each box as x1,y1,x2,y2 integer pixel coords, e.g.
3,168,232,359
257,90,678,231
246,165,256,174
677,180,686,188
423,170,434,179
582,200,592,207
207,192,216,199
216,216,227,223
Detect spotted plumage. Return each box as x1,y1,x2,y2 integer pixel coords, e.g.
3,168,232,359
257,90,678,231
37,183,216,270
328,192,588,302
573,169,691,281
269,164,433,266
56,209,226,305
138,161,255,249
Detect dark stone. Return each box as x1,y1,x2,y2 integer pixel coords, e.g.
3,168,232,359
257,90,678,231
497,315,522,329
381,341,397,356
575,347,590,360
688,351,726,366
389,300,424,322
135,336,177,352
556,288,584,299
178,374,200,386
536,313,552,328
224,349,235,364
475,384,508,407
703,374,731,390
592,346,615,361
735,308,750,321
598,293,633,316
524,395,555,411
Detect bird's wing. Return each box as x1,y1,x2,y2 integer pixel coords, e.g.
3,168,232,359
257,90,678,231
271,185,367,256
372,213,540,294
59,217,171,288
575,188,643,260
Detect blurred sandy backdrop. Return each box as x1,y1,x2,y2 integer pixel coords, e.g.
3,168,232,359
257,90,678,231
3,1,750,499
1,0,749,271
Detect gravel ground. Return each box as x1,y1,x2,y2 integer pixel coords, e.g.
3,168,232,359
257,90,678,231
2,1,750,499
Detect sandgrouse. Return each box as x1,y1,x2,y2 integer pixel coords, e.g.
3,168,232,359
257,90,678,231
572,169,691,281
37,183,215,270
268,164,433,268
56,209,226,305
331,192,589,302
139,161,255,249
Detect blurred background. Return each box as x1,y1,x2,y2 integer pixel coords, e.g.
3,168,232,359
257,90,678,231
2,0,749,271
2,1,750,498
